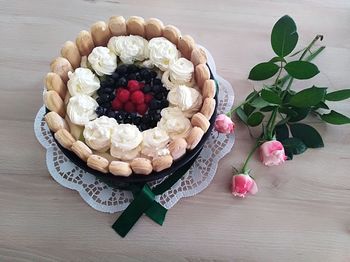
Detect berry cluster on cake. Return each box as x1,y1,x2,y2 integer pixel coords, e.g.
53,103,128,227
43,16,217,177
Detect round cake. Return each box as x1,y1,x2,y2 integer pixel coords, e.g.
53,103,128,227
43,16,217,180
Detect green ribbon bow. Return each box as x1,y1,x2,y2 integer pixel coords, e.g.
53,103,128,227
112,149,201,237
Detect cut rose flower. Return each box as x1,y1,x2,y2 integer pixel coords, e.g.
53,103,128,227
260,140,287,166
231,174,258,198
215,114,235,134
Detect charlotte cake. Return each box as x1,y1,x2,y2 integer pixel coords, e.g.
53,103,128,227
43,16,216,177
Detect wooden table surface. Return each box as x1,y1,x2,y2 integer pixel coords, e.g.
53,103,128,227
1,0,350,261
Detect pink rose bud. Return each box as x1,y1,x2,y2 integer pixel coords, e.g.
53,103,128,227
260,140,287,166
231,174,258,198
215,114,235,134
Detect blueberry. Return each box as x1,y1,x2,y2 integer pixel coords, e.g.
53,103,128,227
107,110,116,118
114,112,123,123
161,100,169,108
153,78,162,85
135,72,142,81
152,84,161,93
140,123,149,131
142,114,151,124
140,68,151,81
155,92,163,100
117,77,127,87
109,93,116,101
101,87,114,94
124,113,132,124
143,84,152,93
116,64,128,76
133,116,142,125
127,64,139,74
111,72,119,80
96,106,107,116
99,93,110,103
127,73,137,80
150,70,157,78
149,99,162,110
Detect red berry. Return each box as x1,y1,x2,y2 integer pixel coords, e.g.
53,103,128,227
116,88,130,103
111,98,123,111
124,101,136,113
144,94,153,104
127,80,141,93
136,103,148,115
130,90,145,105
139,82,145,89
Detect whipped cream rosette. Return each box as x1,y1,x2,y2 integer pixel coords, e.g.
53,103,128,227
67,94,98,125
88,46,117,76
141,127,170,158
168,85,203,117
110,124,143,161
83,116,118,152
108,35,149,64
148,37,179,71
157,107,192,139
67,68,100,96
169,58,194,84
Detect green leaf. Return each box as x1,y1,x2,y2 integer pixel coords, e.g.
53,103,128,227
243,103,255,116
275,124,289,141
247,112,264,126
260,106,276,112
261,89,282,105
320,110,350,125
250,96,272,108
313,101,329,110
290,123,324,148
236,107,248,124
284,61,320,80
269,56,287,63
288,107,311,122
248,62,280,81
325,89,350,101
279,107,298,117
284,61,320,79
289,86,327,108
271,15,299,57
282,138,307,155
246,90,258,101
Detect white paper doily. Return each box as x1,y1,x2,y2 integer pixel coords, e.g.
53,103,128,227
34,48,235,213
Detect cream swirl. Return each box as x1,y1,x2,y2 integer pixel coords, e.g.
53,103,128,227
88,46,117,76
141,127,170,158
83,116,118,152
169,58,194,84
157,107,192,139
110,124,143,160
67,94,98,125
148,37,179,71
67,68,100,96
168,85,203,117
107,35,149,64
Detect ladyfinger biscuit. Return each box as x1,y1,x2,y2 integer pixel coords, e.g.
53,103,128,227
87,155,109,173
71,141,92,161
45,111,69,133
54,129,75,149
130,157,153,175
50,57,73,83
168,138,187,161
202,79,216,98
126,16,145,37
186,126,204,150
61,41,81,69
45,72,66,99
91,21,111,46
152,155,173,172
109,161,133,177
145,18,164,39
195,64,210,89
200,98,216,119
178,35,195,60
64,115,84,140
76,30,95,56
191,112,210,132
191,48,207,66
108,16,127,36
163,25,181,46
43,90,65,117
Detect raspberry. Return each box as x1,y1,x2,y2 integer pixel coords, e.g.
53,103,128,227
136,103,148,115
111,98,123,111
124,101,136,113
127,80,141,93
144,94,153,104
130,90,145,105
116,88,130,103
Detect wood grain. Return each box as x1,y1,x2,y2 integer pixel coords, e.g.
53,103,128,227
0,0,350,261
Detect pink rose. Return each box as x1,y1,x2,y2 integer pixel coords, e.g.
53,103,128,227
260,140,287,166
215,114,235,134
231,174,258,198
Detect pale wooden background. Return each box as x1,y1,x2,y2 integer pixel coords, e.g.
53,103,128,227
1,0,350,261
